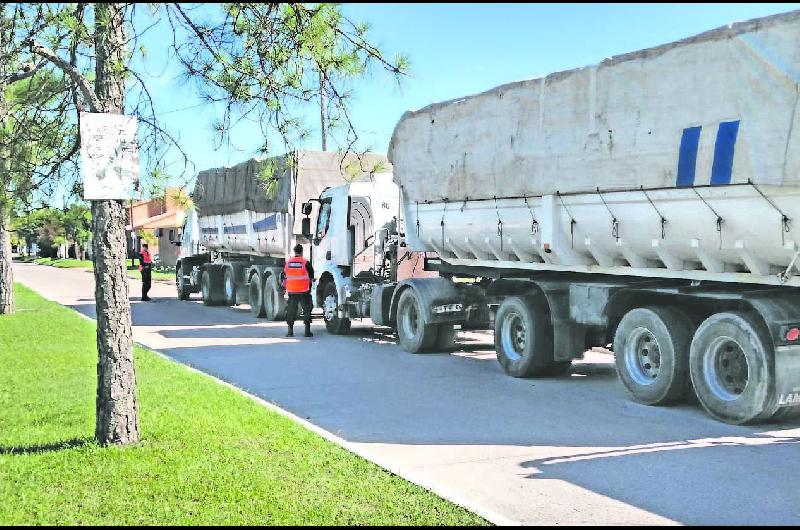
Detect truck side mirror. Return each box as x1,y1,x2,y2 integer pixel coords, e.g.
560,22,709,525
301,217,312,238
302,202,313,216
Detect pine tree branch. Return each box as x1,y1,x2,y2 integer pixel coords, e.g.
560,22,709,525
27,40,101,112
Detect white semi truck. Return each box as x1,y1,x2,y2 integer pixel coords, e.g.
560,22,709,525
178,10,800,425
173,150,397,322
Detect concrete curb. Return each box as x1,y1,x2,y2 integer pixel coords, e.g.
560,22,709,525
63,299,520,526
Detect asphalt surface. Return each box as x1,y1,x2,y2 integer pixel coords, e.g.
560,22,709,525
14,261,800,525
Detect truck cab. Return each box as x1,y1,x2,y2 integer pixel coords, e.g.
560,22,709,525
171,205,209,300
302,171,401,333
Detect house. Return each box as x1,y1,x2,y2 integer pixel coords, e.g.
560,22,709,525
125,187,188,267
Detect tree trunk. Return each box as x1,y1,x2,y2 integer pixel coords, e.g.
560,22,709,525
0,202,14,315
0,4,12,315
93,3,139,446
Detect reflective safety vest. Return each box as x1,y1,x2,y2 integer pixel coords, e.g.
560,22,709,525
139,249,152,272
284,256,311,293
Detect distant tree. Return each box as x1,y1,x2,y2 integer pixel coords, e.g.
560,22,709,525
62,203,91,259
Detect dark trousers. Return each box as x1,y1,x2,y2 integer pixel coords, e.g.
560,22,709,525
286,293,312,327
141,269,152,299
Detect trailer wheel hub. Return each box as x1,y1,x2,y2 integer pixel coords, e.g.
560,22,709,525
625,327,662,386
706,336,749,401
500,311,527,361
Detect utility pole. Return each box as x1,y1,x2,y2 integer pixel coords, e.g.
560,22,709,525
320,69,327,151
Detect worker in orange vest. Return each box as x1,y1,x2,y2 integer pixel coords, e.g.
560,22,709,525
138,243,153,302
283,244,315,337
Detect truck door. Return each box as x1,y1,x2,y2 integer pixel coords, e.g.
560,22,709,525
349,196,376,277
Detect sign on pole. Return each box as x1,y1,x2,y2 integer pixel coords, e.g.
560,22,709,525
80,112,140,200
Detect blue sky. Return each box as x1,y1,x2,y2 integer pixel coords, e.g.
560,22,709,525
134,3,800,189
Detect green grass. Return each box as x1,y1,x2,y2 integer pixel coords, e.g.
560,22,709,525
33,257,94,269
31,257,174,282
0,285,487,526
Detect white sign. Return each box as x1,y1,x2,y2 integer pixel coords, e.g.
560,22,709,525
80,112,140,200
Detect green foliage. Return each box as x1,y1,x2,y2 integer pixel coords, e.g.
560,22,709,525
137,229,158,247
167,3,408,154
256,158,286,199
11,205,90,257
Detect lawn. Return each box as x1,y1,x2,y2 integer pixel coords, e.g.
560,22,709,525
32,257,175,282
0,285,487,525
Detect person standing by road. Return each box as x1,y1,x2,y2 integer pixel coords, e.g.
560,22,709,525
139,242,153,302
283,244,314,337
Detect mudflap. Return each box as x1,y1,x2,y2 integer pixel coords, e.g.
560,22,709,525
775,345,800,409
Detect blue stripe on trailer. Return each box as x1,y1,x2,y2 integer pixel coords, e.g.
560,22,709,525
710,120,739,186
223,224,247,235
201,227,218,235
252,214,278,232
676,126,702,187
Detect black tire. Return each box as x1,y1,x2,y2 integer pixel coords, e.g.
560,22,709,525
201,267,224,306
689,311,776,425
613,306,693,406
396,288,439,353
248,272,267,318
433,324,457,351
494,296,562,377
176,262,191,301
322,281,351,335
222,266,237,306
263,274,287,321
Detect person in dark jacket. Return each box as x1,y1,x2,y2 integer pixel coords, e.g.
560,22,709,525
139,243,153,302
283,244,314,337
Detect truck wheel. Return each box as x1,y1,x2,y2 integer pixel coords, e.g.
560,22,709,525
248,272,267,318
690,311,775,424
397,288,438,353
263,274,286,321
614,306,692,406
201,268,224,306
494,296,560,377
434,324,457,351
323,281,351,335
176,263,191,301
223,267,237,306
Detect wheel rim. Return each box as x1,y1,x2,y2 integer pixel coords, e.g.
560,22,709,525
704,336,749,401
225,272,234,299
323,294,337,322
400,298,419,339
500,311,526,361
249,279,261,311
624,327,662,386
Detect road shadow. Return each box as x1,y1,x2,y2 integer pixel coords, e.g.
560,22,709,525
67,299,258,327
517,426,800,525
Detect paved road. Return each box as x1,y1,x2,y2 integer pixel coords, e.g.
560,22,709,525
14,262,800,525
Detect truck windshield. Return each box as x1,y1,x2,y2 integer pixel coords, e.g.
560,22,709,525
316,200,332,239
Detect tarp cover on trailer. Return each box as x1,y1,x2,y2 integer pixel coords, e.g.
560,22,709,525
193,150,391,226
388,10,800,203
